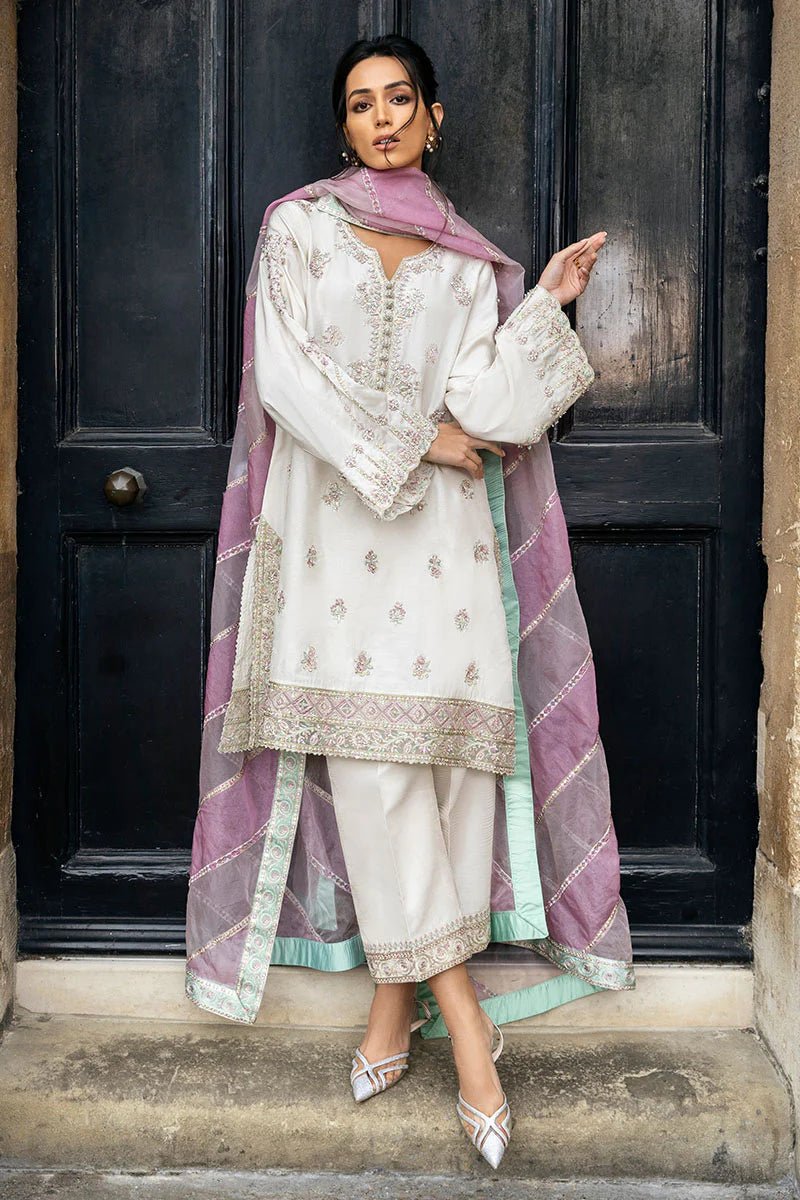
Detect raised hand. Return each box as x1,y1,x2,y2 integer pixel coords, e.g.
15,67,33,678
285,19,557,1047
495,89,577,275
536,231,607,308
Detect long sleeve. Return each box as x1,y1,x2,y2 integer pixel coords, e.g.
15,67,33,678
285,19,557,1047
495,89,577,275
254,202,439,520
443,259,596,446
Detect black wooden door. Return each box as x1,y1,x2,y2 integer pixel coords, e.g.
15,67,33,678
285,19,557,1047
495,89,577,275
15,1,769,957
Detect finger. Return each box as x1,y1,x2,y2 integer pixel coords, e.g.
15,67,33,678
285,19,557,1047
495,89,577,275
467,438,505,457
563,232,607,261
558,236,591,260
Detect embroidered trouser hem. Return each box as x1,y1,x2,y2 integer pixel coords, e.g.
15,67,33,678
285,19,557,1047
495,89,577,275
364,906,492,983
325,755,497,984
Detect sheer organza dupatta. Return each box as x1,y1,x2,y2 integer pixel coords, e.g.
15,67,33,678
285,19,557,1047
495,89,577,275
185,164,634,1032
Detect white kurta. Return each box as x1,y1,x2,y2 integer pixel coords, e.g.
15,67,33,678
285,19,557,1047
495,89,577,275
218,193,595,774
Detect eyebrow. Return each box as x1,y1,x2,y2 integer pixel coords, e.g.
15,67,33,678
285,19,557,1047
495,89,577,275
347,80,413,101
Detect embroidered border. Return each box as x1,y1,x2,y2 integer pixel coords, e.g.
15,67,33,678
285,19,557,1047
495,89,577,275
364,907,491,982
222,680,516,776
218,516,282,757
511,933,636,991
185,747,307,1023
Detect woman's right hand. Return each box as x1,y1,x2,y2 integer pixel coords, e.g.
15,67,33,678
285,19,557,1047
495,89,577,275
422,420,505,481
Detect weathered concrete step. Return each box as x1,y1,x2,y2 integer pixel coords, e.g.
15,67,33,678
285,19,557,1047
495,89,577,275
0,1172,795,1199
0,1013,792,1186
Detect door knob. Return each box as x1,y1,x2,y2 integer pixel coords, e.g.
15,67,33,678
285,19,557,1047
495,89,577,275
103,467,148,506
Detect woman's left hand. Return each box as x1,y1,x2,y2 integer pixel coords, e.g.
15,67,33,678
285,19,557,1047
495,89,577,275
536,231,607,307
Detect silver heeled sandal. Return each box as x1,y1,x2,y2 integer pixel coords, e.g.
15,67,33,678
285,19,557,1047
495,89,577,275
349,996,432,1103
456,1088,512,1169
453,1014,513,1169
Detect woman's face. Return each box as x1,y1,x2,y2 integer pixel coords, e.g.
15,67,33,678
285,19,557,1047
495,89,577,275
342,55,443,171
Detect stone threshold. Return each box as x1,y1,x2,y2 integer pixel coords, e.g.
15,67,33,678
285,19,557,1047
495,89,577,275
16,957,754,1030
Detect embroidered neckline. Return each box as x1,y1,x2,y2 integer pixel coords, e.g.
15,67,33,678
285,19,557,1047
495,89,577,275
338,211,438,283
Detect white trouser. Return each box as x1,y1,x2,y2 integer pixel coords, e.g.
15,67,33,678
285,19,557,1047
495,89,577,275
325,755,497,983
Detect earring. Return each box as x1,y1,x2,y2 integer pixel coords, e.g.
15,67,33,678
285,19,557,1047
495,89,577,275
341,145,360,166
425,130,439,152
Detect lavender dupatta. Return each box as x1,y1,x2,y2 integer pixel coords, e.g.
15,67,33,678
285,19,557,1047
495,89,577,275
185,164,635,1033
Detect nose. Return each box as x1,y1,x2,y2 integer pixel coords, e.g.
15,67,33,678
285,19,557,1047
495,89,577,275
374,98,393,125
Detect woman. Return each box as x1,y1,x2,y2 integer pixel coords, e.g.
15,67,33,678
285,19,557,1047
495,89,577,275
186,34,634,1171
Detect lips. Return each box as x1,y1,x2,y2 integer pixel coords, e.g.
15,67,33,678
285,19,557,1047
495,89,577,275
373,136,399,148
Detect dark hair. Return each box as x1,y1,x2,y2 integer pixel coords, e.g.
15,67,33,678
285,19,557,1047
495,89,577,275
331,34,444,177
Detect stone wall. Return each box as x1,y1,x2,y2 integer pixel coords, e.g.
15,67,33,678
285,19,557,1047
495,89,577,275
754,0,800,1180
0,0,18,1029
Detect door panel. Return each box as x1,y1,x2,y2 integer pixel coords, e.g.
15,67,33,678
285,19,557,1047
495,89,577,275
15,0,769,957
73,2,208,432
577,0,707,427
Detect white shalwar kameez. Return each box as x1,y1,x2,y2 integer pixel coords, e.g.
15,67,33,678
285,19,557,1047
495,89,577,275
218,192,596,982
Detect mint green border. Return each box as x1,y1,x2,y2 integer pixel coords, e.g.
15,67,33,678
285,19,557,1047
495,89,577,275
482,451,547,935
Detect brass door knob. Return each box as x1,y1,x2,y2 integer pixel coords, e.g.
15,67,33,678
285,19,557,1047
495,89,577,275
103,467,148,506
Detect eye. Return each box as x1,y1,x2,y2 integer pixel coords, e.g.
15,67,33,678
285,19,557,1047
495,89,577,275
351,91,413,113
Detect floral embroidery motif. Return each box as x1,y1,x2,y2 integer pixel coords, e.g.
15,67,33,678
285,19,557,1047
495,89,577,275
428,554,443,578
425,343,440,364
354,651,373,676
355,276,385,322
454,609,470,631
308,247,331,278
346,358,374,386
473,541,490,563
330,598,347,623
306,545,318,567
300,646,318,672
389,361,423,411
276,589,285,613
322,480,344,509
465,661,480,686
364,549,379,573
449,273,472,307
388,601,406,624
412,654,431,679
319,323,344,347
460,478,474,500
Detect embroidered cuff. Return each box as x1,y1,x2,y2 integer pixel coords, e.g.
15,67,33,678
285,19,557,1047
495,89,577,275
345,405,439,520
499,284,595,446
